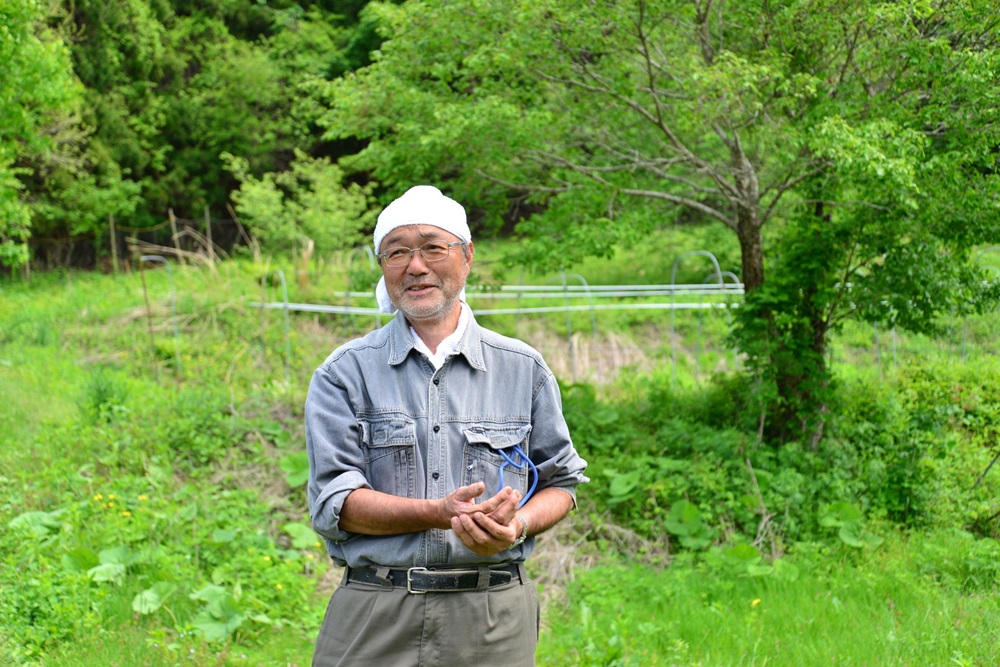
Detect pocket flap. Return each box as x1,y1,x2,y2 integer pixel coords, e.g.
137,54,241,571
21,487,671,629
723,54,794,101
362,418,417,447
462,424,532,451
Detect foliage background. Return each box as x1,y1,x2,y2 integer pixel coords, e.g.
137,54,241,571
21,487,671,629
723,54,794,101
2,250,1000,665
3,0,1000,664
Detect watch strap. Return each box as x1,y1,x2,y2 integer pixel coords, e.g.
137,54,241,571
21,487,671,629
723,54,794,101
511,514,529,547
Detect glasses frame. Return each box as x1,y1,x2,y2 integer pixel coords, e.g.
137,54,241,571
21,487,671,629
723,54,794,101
377,240,467,268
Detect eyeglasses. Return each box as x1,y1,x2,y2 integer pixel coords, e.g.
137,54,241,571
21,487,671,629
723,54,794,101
377,241,466,267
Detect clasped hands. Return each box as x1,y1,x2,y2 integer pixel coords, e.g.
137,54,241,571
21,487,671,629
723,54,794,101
442,482,522,556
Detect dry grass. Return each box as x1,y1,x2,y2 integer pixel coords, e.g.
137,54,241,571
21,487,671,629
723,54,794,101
519,328,652,386
530,509,668,627
292,314,698,389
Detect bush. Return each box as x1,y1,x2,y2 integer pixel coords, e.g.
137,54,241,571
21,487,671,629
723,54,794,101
567,359,1000,555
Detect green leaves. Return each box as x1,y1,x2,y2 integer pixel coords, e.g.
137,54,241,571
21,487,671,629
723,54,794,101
322,0,1000,446
0,0,83,268
820,502,884,549
190,585,246,642
664,500,716,550
282,522,319,549
132,582,178,615
224,149,376,255
2,0,381,260
710,543,800,580
86,547,138,585
604,468,641,506
7,510,64,541
278,452,310,489
813,116,927,200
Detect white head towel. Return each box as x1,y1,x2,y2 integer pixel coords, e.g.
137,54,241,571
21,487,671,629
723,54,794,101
373,186,472,314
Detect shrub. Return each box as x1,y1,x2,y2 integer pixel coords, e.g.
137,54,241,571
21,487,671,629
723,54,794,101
566,360,1000,554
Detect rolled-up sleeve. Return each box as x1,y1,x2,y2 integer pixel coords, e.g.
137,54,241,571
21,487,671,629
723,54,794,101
305,366,371,542
530,373,589,505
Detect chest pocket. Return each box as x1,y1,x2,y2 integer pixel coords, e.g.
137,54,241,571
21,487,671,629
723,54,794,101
462,424,532,502
360,417,417,498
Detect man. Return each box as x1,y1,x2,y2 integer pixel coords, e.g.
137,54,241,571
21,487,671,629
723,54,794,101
305,185,589,666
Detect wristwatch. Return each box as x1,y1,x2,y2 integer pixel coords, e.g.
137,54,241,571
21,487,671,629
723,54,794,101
510,515,529,547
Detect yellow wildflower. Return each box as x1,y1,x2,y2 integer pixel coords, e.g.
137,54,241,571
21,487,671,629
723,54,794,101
93,494,104,501
752,599,762,608
275,583,283,590
121,511,132,517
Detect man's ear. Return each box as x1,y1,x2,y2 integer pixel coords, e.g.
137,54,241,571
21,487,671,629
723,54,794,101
464,241,475,272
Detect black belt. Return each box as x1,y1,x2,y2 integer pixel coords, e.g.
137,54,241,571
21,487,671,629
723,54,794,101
345,564,523,594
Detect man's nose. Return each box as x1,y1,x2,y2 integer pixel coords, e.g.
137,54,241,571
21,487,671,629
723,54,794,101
405,250,431,273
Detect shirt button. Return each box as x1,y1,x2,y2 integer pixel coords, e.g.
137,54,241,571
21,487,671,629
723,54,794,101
433,377,440,385
433,425,440,433
432,472,440,480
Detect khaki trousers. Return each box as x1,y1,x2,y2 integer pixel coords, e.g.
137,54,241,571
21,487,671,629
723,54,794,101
312,568,539,667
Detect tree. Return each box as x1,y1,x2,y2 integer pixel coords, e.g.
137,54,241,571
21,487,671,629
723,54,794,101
319,0,1000,443
223,149,376,255
13,0,386,265
0,0,84,269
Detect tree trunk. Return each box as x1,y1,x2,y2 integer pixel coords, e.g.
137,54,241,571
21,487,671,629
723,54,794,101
729,135,765,293
770,282,831,446
736,214,765,292
766,204,834,446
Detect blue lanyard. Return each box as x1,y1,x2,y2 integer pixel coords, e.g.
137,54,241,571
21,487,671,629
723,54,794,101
496,444,538,508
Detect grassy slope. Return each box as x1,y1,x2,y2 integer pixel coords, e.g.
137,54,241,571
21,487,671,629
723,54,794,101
537,535,1000,666
2,246,999,666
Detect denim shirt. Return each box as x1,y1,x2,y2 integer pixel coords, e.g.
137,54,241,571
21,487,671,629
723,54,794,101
305,311,589,569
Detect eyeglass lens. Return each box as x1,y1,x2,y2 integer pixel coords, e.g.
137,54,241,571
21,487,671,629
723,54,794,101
382,242,458,266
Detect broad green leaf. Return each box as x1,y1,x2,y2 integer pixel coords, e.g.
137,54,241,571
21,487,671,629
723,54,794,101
193,609,245,643
724,543,762,565
820,502,863,527
282,522,319,549
192,592,245,642
87,562,126,585
606,470,639,503
8,510,62,538
212,529,237,543
863,532,885,548
190,585,230,604
665,500,703,536
61,547,99,572
679,532,714,550
278,451,310,488
132,582,179,615
98,546,133,565
839,522,867,548
747,564,775,577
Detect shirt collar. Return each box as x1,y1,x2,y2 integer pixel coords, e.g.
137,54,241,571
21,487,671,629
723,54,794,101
387,303,485,371
409,302,469,369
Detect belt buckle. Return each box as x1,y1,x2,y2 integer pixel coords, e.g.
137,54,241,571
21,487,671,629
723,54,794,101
406,566,429,594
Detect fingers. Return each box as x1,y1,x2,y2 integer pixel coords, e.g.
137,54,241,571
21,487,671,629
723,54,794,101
452,481,486,503
446,485,522,555
440,482,487,519
450,512,518,556
487,488,520,524
474,486,519,515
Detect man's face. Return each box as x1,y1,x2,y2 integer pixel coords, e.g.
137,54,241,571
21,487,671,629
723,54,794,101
379,224,474,323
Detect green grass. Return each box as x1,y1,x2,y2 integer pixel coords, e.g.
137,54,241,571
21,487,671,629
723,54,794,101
43,622,319,667
539,537,1000,666
2,252,999,666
